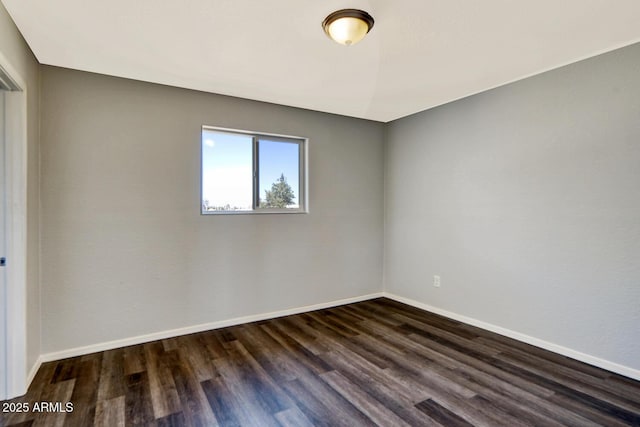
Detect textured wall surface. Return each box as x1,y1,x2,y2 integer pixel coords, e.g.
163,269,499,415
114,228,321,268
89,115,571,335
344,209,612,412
39,66,384,353
385,43,640,370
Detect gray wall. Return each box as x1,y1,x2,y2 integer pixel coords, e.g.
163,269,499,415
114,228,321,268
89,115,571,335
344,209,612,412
0,2,40,378
39,66,384,353
385,43,640,370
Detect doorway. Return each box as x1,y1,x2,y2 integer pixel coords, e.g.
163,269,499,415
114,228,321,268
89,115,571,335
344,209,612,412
0,58,27,401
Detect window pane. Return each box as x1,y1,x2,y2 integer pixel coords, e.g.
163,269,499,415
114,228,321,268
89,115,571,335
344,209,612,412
258,139,300,209
202,130,253,212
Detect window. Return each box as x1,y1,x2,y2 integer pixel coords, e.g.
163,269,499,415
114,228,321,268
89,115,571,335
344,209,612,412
201,127,307,214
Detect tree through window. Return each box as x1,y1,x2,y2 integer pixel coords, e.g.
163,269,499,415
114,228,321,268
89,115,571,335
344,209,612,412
201,127,307,214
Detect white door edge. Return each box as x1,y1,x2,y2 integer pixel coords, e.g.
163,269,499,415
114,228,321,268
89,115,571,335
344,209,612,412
0,50,29,400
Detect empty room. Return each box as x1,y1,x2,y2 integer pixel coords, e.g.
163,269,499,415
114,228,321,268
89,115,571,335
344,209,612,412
1,1,639,426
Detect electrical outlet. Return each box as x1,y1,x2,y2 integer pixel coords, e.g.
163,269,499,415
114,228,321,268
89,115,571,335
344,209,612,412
433,275,441,287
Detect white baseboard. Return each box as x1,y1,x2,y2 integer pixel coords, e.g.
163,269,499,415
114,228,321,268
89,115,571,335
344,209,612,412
35,290,640,383
382,292,640,381
25,355,43,392
39,292,384,363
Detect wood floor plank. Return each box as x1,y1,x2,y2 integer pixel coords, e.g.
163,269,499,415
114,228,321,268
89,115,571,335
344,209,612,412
406,330,557,398
273,407,315,427
64,356,100,426
281,375,376,427
397,318,502,359
415,398,474,427
347,332,478,400
200,375,241,427
123,345,146,376
176,334,216,383
320,370,412,427
168,348,218,426
305,311,360,339
260,321,334,375
31,379,75,427
451,365,600,427
93,395,125,427
50,358,80,384
211,352,280,427
488,356,640,424
224,339,292,415
2,297,639,426
273,316,332,355
237,323,304,382
153,411,186,426
96,349,125,402
474,331,613,379
496,349,640,413
123,371,155,425
607,374,640,403
0,362,57,426
549,393,635,427
321,347,430,408
143,342,182,419
345,303,406,328
470,393,565,427
200,330,230,360
474,335,610,381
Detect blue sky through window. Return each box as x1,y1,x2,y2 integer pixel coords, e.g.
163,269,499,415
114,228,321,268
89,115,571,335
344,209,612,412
202,130,253,210
202,129,301,211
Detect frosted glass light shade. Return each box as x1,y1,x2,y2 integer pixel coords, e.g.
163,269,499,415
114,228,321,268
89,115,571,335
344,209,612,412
322,9,374,46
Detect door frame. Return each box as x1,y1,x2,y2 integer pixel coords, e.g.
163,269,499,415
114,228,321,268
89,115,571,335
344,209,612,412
0,51,28,400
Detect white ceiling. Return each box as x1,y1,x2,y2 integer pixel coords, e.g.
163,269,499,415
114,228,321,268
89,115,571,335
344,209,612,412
4,0,640,122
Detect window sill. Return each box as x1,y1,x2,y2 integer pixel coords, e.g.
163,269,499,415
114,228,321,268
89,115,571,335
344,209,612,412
201,209,308,216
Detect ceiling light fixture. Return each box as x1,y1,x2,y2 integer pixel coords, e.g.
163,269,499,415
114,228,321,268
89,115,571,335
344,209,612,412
322,9,374,46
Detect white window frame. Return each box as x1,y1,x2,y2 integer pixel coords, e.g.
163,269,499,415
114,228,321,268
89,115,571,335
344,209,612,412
201,126,308,215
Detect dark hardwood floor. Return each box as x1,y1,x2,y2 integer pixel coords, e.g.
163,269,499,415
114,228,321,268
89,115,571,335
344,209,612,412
2,298,640,426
